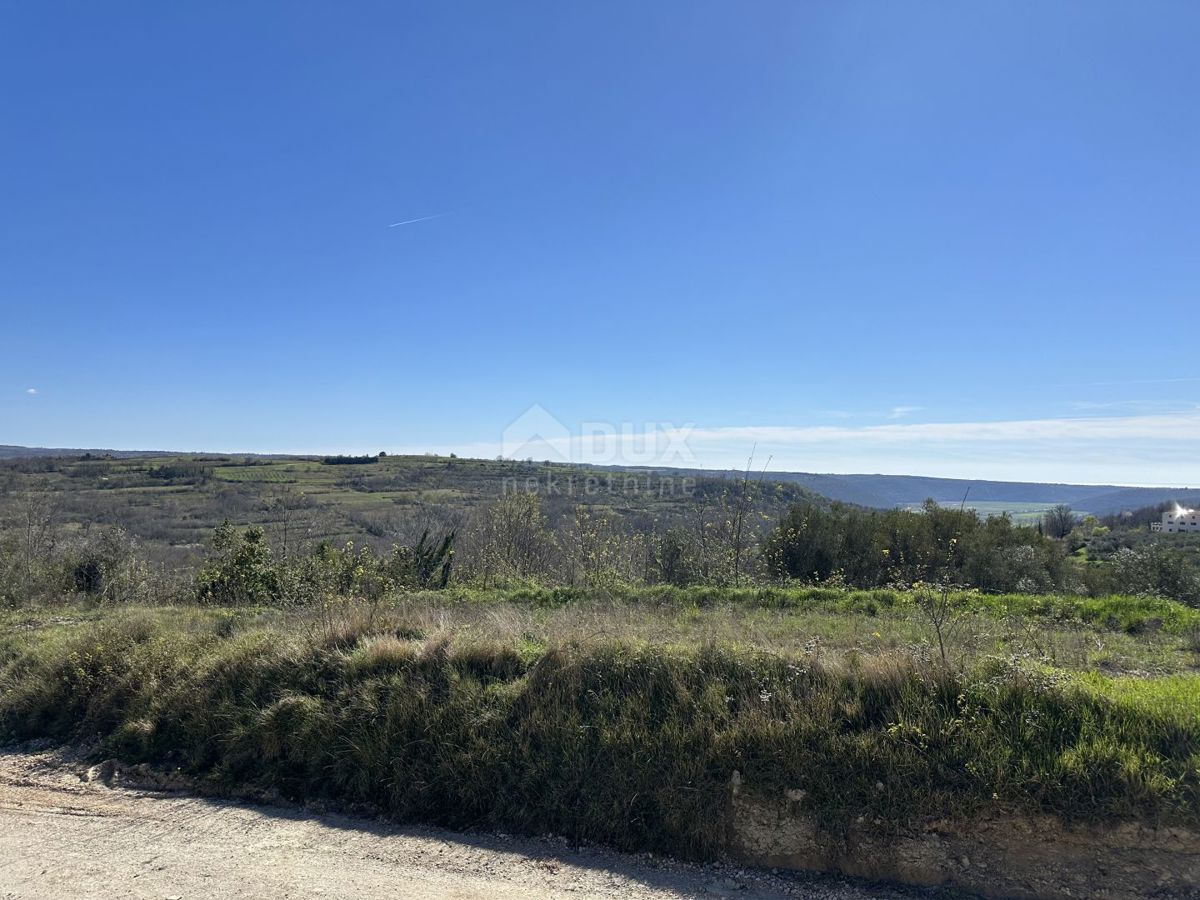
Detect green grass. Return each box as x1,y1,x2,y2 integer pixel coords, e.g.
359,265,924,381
212,466,296,483
1,599,1196,860
1083,672,1200,718
430,583,1200,635
906,500,1057,524
11,584,1194,676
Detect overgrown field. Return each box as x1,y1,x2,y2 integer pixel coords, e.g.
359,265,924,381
5,452,1199,610
3,453,1198,861
2,590,1197,860
0,452,815,565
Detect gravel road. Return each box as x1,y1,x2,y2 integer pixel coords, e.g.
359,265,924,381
0,747,952,900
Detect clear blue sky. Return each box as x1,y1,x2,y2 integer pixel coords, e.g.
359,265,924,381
3,2,1198,484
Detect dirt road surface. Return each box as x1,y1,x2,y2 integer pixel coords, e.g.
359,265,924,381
0,747,946,900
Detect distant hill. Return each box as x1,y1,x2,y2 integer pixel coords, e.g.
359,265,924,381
761,472,1200,517
0,445,176,460
0,445,281,461
617,462,1200,517
2,445,1195,517
1068,485,1200,516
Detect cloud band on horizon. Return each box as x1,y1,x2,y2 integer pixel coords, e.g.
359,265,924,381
404,409,1200,487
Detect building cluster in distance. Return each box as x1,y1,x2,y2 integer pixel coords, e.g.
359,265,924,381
1152,507,1200,533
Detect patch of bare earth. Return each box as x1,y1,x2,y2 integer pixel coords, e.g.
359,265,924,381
0,747,942,900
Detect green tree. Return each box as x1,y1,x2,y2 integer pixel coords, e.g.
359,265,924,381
195,522,282,606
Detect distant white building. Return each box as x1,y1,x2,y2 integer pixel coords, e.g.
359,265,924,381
1155,507,1200,533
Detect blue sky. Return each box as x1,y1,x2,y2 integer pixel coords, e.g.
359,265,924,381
2,2,1198,484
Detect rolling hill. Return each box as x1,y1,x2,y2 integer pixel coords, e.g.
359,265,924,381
2,446,1196,519
762,472,1200,516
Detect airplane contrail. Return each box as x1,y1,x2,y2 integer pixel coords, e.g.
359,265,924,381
388,213,447,227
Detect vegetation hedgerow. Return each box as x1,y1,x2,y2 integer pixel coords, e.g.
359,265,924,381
1,607,1195,859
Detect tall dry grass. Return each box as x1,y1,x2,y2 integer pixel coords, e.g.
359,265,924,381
1,605,1196,859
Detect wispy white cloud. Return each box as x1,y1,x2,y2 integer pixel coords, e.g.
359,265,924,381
1057,376,1200,388
887,405,922,420
1068,399,1194,413
677,409,1200,447
25,388,37,395
669,410,1200,484
424,409,1200,486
